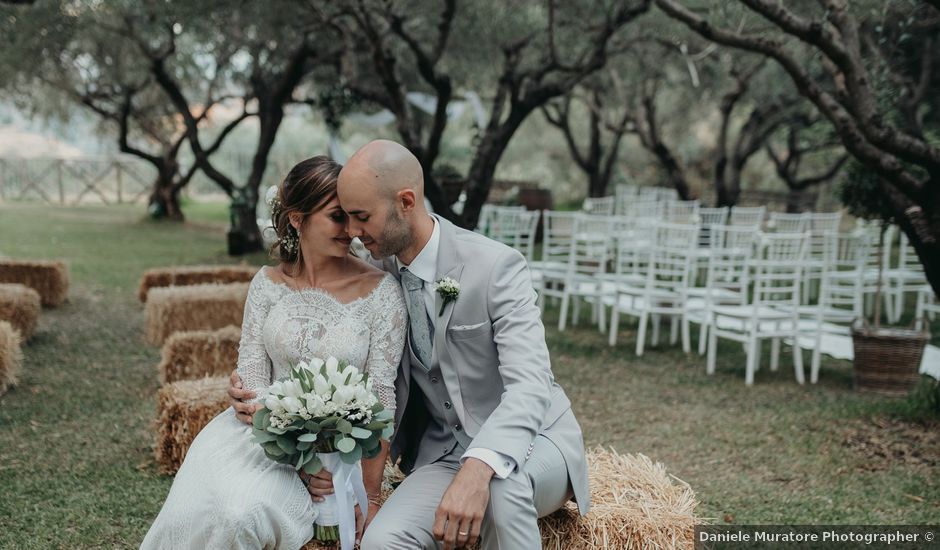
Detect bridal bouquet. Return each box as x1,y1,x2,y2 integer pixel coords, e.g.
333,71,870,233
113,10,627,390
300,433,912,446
252,356,393,549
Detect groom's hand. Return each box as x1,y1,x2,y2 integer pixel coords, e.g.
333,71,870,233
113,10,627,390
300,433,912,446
228,369,258,425
433,458,493,550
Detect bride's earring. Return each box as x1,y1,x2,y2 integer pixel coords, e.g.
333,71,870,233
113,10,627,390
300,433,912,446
280,227,299,255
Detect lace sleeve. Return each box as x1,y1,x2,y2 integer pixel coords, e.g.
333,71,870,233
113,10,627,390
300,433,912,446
365,275,407,415
237,270,275,398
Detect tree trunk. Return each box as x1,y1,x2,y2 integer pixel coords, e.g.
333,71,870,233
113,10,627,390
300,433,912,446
892,181,940,297
589,172,607,198
714,161,741,207
785,188,803,213
228,101,284,256
146,161,185,221
460,117,524,229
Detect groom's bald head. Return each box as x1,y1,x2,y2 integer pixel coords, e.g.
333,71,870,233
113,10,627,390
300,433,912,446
339,139,425,203
337,140,431,260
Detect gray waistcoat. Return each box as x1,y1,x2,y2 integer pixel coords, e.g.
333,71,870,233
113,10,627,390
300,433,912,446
406,336,472,468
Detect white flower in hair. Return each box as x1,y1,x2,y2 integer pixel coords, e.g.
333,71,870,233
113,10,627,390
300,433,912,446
265,185,279,208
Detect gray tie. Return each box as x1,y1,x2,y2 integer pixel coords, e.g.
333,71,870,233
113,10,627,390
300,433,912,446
400,268,433,367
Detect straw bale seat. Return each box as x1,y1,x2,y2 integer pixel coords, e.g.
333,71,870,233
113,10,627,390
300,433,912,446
0,259,69,307
158,325,241,384
302,447,699,550
155,376,231,474
0,320,22,396
145,282,249,345
0,283,41,341
138,265,258,302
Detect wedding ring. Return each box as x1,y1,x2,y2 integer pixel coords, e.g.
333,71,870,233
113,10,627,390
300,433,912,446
458,531,469,536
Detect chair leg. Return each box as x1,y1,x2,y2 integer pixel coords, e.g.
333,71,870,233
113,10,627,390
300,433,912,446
792,335,805,384
698,318,708,356
669,316,679,345
811,332,822,384
894,284,905,324
915,293,925,331
770,338,780,372
558,292,570,332
572,297,581,326
745,336,758,385
651,314,660,346
753,338,762,373
681,315,691,354
597,297,606,333
706,326,718,375
636,312,649,356
608,307,620,347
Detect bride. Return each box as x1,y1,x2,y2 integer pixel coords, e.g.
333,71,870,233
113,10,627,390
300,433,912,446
142,156,407,549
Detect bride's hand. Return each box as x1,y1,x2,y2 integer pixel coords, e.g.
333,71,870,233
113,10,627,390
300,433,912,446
228,369,258,424
299,469,334,502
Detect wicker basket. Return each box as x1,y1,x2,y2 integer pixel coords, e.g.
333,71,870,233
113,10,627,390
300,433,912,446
851,323,929,396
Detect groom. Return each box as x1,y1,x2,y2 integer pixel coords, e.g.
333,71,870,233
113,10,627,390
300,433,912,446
230,140,589,549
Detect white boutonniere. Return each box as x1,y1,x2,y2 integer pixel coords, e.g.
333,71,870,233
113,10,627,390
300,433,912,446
433,277,460,316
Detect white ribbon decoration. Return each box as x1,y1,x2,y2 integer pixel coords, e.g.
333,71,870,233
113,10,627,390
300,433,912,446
314,452,369,550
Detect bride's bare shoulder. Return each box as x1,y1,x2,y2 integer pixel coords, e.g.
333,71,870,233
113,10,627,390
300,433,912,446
346,258,388,290
261,265,291,285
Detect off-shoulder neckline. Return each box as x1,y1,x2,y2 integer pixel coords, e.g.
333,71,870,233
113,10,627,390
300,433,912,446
259,266,393,307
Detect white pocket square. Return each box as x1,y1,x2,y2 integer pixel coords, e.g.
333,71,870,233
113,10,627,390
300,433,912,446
450,322,486,331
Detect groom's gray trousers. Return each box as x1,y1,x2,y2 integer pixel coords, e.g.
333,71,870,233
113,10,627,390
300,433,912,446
359,435,572,550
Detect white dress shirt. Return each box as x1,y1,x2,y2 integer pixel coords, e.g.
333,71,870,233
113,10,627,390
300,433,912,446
395,216,516,479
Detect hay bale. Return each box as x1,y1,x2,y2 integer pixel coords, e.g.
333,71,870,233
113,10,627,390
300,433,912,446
155,375,230,475
0,259,69,307
536,448,700,550
145,282,249,346
138,265,258,302
0,320,22,397
302,447,700,550
0,284,41,341
159,325,242,384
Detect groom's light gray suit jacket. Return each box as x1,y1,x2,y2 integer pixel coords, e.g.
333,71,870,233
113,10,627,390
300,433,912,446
381,215,590,515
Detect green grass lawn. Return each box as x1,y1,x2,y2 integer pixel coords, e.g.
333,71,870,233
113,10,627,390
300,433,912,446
0,202,937,548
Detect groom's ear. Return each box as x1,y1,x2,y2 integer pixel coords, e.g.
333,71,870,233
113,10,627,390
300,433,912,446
396,188,418,213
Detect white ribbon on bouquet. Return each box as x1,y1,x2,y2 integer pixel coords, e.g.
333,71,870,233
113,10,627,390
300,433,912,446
313,452,369,550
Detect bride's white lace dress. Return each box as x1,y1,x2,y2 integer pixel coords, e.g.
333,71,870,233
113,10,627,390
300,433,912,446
141,268,406,550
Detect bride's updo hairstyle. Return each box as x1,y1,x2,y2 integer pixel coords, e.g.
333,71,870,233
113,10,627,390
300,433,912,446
270,155,343,267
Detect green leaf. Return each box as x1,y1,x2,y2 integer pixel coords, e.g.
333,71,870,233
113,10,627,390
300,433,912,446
297,440,312,452
340,445,362,464
295,450,307,470
350,427,371,439
298,433,318,442
304,420,321,432
253,431,276,444
303,455,323,475
361,435,380,450
252,408,270,430
335,419,353,434
336,437,356,453
381,425,394,440
276,436,296,455
319,417,338,429
263,441,285,458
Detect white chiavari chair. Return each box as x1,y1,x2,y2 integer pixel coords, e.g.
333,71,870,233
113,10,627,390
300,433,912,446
706,232,809,385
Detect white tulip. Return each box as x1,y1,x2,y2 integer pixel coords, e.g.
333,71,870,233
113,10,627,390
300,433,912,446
313,374,331,396
308,357,325,370
283,379,304,399
265,395,284,412
325,356,340,377
281,396,303,414
268,381,285,396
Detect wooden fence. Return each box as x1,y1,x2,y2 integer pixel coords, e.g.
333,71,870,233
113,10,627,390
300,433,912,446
0,157,155,205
